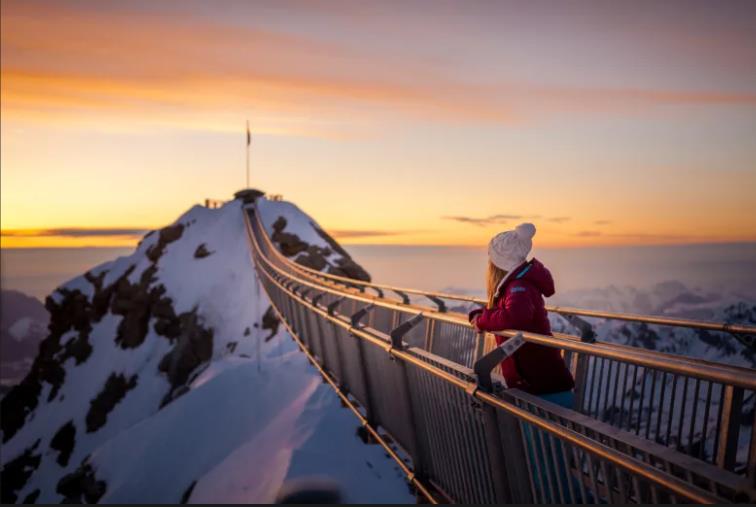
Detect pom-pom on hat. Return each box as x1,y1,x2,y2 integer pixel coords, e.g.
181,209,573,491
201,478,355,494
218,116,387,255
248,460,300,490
488,223,536,272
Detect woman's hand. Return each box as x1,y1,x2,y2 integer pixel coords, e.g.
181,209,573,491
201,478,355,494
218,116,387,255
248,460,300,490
471,314,483,332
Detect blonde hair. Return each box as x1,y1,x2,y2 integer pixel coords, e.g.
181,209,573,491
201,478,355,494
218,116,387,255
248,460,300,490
486,261,508,309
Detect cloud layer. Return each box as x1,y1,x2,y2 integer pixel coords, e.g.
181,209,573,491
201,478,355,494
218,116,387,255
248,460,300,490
1,228,148,238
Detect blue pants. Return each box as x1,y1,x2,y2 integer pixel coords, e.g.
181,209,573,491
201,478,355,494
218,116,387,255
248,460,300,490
522,390,590,503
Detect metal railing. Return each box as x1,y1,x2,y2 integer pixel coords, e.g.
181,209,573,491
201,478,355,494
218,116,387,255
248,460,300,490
250,206,756,474
250,206,756,337
245,205,756,503
204,198,226,209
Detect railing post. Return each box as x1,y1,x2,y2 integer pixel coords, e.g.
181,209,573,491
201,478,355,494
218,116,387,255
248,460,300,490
388,314,428,478
349,305,379,428
717,385,744,471
473,333,533,503
567,315,596,413
748,416,756,488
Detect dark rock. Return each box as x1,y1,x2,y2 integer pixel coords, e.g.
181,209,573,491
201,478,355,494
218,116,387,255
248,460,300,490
271,216,287,233
294,245,330,271
56,462,106,504
1,281,110,442
271,232,308,257
86,373,138,433
1,439,41,503
146,224,184,263
111,267,177,349
244,327,251,336
22,488,40,504
193,243,213,259
262,306,280,342
269,215,371,282
233,188,265,204
181,480,197,503
50,420,76,466
158,310,213,406
226,341,237,354
270,216,310,257
328,257,371,282
0,374,43,442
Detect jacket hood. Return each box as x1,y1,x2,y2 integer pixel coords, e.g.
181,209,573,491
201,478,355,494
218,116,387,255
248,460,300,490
497,258,555,298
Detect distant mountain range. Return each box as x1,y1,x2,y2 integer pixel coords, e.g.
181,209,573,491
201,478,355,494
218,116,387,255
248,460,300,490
1,290,49,388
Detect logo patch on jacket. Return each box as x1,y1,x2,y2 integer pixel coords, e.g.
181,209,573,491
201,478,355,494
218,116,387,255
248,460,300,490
510,286,527,293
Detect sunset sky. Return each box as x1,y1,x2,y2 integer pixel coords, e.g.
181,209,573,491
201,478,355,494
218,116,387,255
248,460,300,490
2,0,755,248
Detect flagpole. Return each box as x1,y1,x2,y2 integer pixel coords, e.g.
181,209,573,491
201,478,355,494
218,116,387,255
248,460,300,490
246,120,250,189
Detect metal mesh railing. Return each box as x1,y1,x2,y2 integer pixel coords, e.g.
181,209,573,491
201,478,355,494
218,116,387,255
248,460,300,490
249,206,756,477
245,205,756,503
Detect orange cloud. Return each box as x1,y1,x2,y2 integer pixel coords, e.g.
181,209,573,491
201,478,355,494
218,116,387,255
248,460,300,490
3,0,755,136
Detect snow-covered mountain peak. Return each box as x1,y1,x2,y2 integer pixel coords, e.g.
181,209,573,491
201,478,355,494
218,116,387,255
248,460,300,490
0,193,410,504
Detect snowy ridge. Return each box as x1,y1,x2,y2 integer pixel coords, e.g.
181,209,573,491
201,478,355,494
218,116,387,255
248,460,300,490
0,195,411,504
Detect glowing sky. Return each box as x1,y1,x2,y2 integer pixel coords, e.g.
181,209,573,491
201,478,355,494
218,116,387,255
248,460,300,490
2,0,755,247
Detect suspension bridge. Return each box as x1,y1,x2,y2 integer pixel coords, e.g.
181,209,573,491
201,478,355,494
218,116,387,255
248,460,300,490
240,201,756,504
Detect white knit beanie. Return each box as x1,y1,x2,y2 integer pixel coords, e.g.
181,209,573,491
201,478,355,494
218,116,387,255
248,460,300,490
488,223,536,272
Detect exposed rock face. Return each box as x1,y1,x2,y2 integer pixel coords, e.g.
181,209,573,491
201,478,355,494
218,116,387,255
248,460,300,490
22,489,40,503
262,306,280,342
181,480,197,503
0,439,41,503
266,215,371,282
271,217,309,256
56,462,106,504
50,420,76,466
111,266,162,349
146,224,184,263
234,188,265,204
0,221,201,444
158,311,214,406
294,245,330,271
194,243,213,259
1,284,99,443
86,373,138,433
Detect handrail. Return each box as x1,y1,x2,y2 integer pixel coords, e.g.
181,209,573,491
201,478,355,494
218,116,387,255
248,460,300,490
245,207,752,504
251,205,756,336
247,206,756,391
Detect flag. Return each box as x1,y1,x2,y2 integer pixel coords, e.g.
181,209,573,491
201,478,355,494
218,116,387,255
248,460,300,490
246,121,251,146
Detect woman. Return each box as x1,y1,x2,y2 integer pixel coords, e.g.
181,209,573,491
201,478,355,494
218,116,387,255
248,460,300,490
468,222,574,406
470,223,582,502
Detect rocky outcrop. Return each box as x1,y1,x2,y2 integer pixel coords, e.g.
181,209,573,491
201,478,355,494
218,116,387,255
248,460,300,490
0,439,41,503
111,267,158,349
194,243,213,259
158,311,213,406
294,245,329,271
181,480,197,503
50,420,76,466
86,373,138,433
266,215,371,282
1,284,99,442
270,217,309,257
262,306,280,342
56,462,106,504
146,224,184,263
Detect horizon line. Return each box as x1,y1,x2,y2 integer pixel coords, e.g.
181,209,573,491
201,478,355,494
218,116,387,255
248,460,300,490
2,239,755,251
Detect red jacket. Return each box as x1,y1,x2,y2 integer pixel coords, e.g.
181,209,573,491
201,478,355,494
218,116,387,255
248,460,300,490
469,259,574,394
